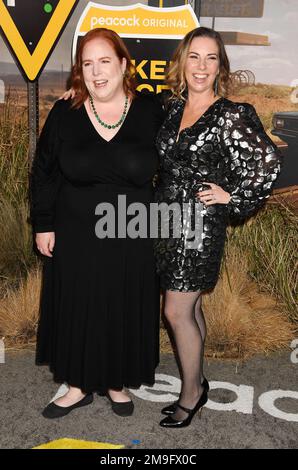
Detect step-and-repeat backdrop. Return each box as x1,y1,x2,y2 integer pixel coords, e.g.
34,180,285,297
0,0,297,188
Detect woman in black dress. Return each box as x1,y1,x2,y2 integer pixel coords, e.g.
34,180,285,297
154,27,282,427
30,28,164,418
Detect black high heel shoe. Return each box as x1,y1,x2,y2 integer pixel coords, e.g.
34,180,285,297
161,377,209,416
159,387,208,428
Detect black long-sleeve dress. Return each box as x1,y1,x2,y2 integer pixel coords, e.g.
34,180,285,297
154,96,282,292
30,93,164,393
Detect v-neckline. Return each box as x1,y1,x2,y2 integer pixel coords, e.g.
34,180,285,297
82,97,134,144
175,96,224,142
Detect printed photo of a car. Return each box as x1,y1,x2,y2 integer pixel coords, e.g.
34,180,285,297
272,111,298,143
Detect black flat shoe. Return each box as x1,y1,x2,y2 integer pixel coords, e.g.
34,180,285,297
161,377,209,415
42,393,93,419
159,388,208,428
106,393,134,417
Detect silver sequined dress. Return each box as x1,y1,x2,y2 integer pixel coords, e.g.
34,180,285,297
154,96,282,292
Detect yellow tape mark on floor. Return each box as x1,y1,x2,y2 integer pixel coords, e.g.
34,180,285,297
34,438,124,449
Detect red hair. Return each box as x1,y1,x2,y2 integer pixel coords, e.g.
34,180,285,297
70,28,137,108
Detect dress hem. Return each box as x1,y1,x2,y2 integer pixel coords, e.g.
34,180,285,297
35,360,160,394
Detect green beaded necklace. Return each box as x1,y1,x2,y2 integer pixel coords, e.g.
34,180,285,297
89,95,129,129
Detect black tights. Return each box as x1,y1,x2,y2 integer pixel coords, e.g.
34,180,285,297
164,291,206,421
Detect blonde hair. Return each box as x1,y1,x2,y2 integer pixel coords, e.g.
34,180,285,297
166,27,231,100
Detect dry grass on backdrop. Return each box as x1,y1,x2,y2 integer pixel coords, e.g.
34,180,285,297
160,247,295,360
1,88,296,360
0,267,41,351
160,200,297,359
0,197,35,287
231,202,297,323
202,247,295,360
0,242,296,359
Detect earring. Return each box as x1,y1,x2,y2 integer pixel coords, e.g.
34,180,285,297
214,75,219,97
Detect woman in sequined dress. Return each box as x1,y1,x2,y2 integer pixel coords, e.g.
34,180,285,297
155,27,282,427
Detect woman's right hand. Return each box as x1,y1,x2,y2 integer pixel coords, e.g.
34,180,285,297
35,232,55,257
59,88,75,100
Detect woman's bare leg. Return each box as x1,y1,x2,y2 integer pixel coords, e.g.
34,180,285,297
54,386,86,407
108,389,131,402
54,387,131,406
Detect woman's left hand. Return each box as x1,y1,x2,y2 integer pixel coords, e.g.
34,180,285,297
196,182,231,206
59,88,75,100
